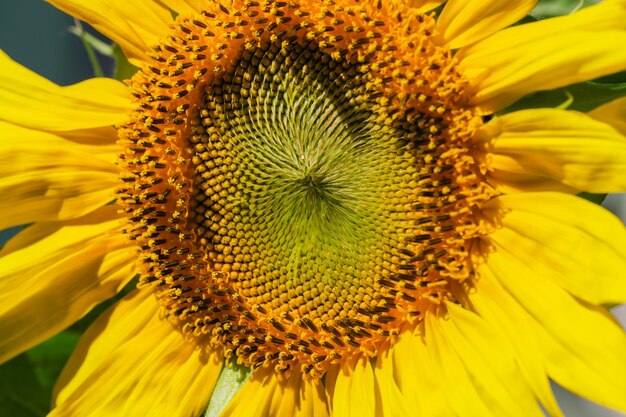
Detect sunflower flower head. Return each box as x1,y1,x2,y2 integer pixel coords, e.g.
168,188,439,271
116,0,493,378
2,0,626,416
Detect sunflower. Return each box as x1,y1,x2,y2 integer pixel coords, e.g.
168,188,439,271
2,0,626,416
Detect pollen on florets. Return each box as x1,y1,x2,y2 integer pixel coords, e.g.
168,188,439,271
115,0,491,379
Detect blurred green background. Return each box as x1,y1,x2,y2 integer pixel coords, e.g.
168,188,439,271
0,0,625,416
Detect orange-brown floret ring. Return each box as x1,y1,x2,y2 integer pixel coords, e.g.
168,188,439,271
115,0,489,379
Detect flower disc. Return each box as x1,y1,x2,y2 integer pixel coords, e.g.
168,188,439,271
116,0,491,378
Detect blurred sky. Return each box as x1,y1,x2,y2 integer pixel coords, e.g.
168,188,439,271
0,1,625,416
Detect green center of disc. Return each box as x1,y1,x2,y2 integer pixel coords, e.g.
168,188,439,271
195,41,418,299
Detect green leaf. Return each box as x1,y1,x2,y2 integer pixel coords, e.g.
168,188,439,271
502,80,626,114
596,71,626,84
0,332,80,417
0,355,47,417
578,192,607,206
204,361,250,417
25,332,82,392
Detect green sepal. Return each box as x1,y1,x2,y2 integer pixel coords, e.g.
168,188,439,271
112,44,139,82
530,0,598,18
204,360,251,417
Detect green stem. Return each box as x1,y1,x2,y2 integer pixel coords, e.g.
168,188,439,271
82,36,104,78
70,19,107,78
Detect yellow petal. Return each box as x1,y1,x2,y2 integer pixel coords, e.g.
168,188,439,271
589,97,626,137
333,357,376,417
470,264,564,417
387,0,444,13
220,370,283,417
0,123,119,169
480,235,626,412
423,317,498,417
160,0,204,16
426,306,543,417
437,0,538,49
483,192,626,305
51,290,223,417
458,1,626,112
56,126,119,147
482,109,626,193
294,376,330,417
323,365,340,413
0,206,135,364
408,0,445,13
0,205,114,257
0,51,130,131
46,0,172,67
0,123,120,229
391,331,452,417
220,365,325,417
374,348,416,417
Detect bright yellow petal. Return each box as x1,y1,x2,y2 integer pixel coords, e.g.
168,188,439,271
333,357,376,417
160,0,204,16
0,181,113,231
481,109,626,193
483,192,626,305
56,126,119,146
426,305,544,417
273,374,299,417
0,123,120,229
480,234,626,412
0,206,135,364
423,316,499,417
589,97,626,137
0,51,130,131
437,0,538,49
294,375,330,417
0,205,115,257
51,290,223,417
46,0,172,67
374,348,416,417
458,1,626,112
219,369,283,417
220,365,326,417
391,331,452,417
408,0,445,13
323,365,340,413
388,0,445,13
469,264,564,417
